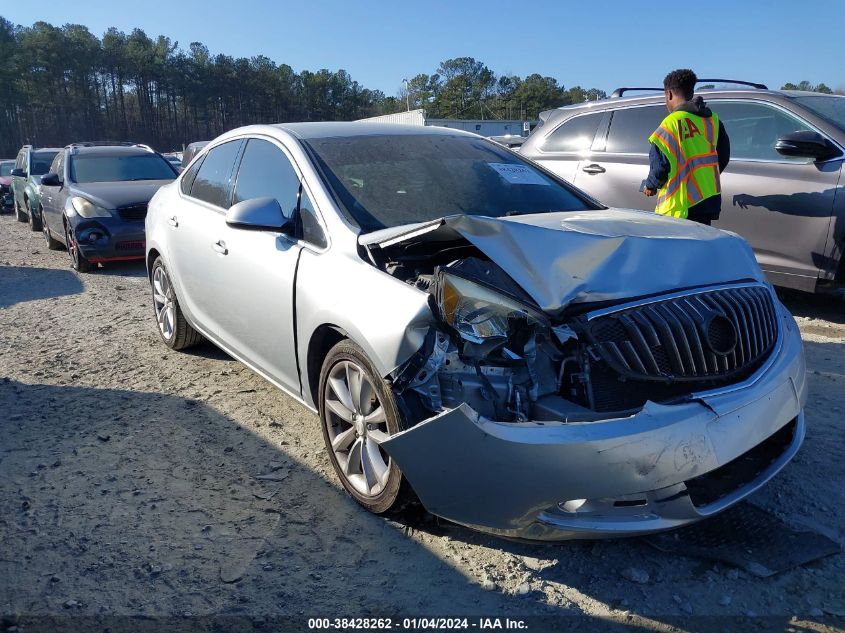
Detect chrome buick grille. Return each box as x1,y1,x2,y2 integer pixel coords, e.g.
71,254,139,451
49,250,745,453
585,284,778,382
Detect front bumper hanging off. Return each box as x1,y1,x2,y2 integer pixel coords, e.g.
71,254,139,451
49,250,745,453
381,304,807,540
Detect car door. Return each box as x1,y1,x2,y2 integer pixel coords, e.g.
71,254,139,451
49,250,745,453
39,152,64,236
529,111,606,184
12,150,26,208
709,100,841,290
167,139,244,340
208,137,304,391
573,104,668,211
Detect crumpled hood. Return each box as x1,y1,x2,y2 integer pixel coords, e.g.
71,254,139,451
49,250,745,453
363,209,765,314
72,180,172,209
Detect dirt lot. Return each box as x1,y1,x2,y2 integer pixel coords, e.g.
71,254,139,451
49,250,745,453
1,213,844,630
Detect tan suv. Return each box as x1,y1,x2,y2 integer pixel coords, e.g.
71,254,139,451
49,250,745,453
519,82,845,295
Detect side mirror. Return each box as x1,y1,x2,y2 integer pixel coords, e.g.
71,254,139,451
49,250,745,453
775,130,840,161
225,197,293,232
11,168,26,178
41,172,61,187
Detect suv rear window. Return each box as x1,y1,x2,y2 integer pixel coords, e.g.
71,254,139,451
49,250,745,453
606,106,666,154
543,112,603,152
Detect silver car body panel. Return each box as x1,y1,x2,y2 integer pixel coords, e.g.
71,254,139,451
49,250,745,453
381,302,806,540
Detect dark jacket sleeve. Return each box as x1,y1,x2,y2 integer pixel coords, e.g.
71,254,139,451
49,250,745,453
645,142,670,190
717,120,730,172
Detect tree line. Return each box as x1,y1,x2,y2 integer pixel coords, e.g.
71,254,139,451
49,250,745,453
0,18,839,157
0,18,613,156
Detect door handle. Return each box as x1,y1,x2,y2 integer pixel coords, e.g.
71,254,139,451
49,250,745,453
212,240,228,255
582,164,606,174
168,216,178,227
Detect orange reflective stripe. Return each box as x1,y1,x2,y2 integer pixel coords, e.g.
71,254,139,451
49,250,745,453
688,176,704,204
654,126,682,162
703,117,714,145
713,166,721,193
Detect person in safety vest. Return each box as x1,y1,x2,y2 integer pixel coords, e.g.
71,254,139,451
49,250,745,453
643,69,730,225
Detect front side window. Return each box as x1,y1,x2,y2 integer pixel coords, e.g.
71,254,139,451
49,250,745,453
790,95,845,132
29,151,57,176
306,134,595,232
543,112,603,152
606,106,667,154
232,138,301,218
70,153,176,183
49,153,65,180
190,140,244,208
710,101,813,161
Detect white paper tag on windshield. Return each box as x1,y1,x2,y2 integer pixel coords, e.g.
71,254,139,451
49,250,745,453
487,162,550,186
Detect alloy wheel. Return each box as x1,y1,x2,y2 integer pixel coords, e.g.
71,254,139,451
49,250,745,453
324,360,391,497
152,266,176,340
65,223,79,266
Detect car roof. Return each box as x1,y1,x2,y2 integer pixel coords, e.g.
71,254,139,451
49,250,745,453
545,89,839,117
30,148,62,153
271,121,479,140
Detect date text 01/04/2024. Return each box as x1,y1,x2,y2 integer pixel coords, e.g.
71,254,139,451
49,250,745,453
307,617,528,630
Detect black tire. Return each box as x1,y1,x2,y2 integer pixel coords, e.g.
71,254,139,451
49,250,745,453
150,256,203,351
27,199,42,232
43,218,62,250
318,339,416,514
15,198,26,222
64,218,93,273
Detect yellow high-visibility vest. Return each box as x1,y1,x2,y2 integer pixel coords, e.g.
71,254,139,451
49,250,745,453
648,110,721,219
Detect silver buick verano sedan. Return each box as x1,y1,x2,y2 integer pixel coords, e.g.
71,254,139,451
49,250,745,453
146,123,806,540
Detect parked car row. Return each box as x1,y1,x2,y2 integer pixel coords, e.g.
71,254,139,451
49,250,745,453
9,142,178,271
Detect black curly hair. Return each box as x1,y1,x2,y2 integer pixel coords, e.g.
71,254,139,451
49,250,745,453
663,69,697,100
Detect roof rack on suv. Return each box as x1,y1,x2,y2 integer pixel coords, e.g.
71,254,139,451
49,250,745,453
610,79,768,99
67,141,153,151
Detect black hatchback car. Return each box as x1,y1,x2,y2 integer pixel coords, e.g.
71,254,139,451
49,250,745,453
39,143,177,272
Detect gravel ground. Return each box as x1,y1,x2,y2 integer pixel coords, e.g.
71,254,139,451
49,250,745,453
1,213,844,630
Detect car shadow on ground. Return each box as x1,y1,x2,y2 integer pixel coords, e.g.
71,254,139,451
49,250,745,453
95,260,148,278
0,265,84,309
0,379,523,622
778,289,845,326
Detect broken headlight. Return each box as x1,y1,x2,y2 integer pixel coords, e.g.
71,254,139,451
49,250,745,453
434,270,546,344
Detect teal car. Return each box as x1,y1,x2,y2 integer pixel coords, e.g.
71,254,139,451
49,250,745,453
11,145,61,231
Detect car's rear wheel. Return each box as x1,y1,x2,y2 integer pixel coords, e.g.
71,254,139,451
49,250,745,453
26,199,42,232
150,257,203,350
43,218,62,250
15,198,26,223
319,340,414,514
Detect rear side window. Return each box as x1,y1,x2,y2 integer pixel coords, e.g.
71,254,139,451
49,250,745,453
710,101,813,161
543,112,603,152
232,138,301,218
606,105,666,154
190,140,243,208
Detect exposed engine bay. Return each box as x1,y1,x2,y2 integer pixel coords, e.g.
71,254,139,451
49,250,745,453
362,215,778,423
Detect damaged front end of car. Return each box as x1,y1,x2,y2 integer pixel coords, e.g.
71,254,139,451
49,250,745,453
360,211,807,540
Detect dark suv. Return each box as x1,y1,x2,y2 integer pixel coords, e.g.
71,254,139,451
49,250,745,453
39,142,177,272
519,84,845,295
11,145,61,230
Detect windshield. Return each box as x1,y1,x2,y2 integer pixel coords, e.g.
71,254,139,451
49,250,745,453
792,95,845,131
30,152,58,176
0,162,12,177
70,154,177,183
305,134,595,232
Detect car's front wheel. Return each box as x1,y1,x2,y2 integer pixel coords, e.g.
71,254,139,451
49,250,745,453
319,340,414,514
150,257,203,350
64,219,92,272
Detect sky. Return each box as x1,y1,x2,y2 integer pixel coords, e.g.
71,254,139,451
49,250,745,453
3,0,843,96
